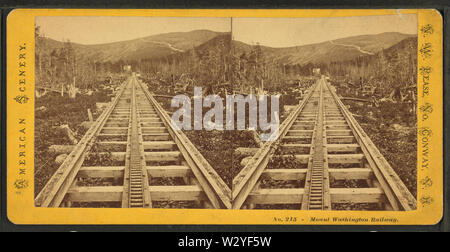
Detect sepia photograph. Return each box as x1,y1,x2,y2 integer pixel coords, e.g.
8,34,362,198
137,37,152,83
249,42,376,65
34,14,417,211
230,15,418,211
34,16,233,209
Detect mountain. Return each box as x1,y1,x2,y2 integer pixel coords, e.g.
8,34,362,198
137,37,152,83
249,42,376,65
36,30,228,62
37,31,416,66
233,32,416,65
332,32,416,54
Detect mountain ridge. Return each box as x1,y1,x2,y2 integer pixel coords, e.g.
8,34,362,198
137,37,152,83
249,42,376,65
233,32,417,65
36,30,417,65
36,29,230,62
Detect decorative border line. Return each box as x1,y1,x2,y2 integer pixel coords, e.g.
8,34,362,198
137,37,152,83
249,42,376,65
5,9,443,225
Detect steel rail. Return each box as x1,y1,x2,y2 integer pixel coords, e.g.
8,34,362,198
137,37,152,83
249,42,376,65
35,79,130,207
325,81,417,210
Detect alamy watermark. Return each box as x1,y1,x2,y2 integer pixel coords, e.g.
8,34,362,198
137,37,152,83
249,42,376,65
171,87,280,141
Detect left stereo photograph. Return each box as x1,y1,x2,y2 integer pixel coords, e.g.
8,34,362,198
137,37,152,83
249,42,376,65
33,16,234,209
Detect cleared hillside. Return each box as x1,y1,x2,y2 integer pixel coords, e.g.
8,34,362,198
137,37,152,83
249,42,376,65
233,32,416,65
36,30,229,63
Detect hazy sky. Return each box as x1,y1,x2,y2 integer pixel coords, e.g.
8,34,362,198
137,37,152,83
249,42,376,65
36,14,417,47
36,16,231,45
232,14,417,47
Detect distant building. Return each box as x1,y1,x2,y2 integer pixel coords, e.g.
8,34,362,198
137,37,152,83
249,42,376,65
123,65,132,72
312,68,321,76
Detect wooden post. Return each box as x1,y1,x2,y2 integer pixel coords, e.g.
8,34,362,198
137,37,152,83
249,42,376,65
113,176,121,186
202,199,214,209
246,181,261,209
189,176,214,208
372,180,393,210
87,109,94,122
181,161,191,185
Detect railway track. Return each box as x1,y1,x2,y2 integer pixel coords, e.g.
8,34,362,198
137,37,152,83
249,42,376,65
36,74,416,211
232,77,417,211
35,74,231,209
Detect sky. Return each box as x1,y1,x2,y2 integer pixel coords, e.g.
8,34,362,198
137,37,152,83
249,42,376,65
36,16,231,45
232,14,417,47
36,14,417,47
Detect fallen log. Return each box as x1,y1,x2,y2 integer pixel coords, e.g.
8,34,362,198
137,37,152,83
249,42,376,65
234,147,259,158
58,124,78,145
250,130,264,148
283,105,297,113
80,121,94,130
96,102,109,110
55,154,68,165
352,113,378,123
240,156,253,167
48,145,75,155
340,97,373,103
153,94,174,99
